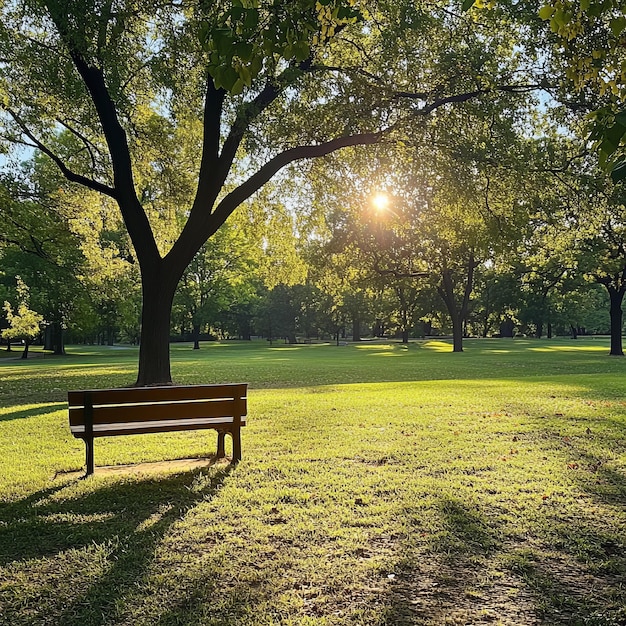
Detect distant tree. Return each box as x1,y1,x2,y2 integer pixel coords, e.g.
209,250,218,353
576,183,626,355
0,161,87,354
175,221,257,348
2,278,44,359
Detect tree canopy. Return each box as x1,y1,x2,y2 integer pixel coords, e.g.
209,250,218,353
3,1,623,374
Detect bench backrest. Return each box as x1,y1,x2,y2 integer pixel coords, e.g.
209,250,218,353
68,383,247,438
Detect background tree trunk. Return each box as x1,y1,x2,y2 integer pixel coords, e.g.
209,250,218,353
451,312,463,352
192,324,201,350
352,316,361,342
608,287,624,356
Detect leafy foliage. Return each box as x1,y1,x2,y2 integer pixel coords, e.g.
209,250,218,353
2,277,44,353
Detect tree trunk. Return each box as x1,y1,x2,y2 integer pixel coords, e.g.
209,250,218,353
439,269,464,352
44,325,53,351
352,316,361,341
135,270,178,386
481,315,489,338
5,340,11,352
192,324,201,350
608,286,624,356
570,324,578,339
547,323,552,339
500,318,514,337
21,340,29,359
54,325,65,355
536,321,543,339
401,328,409,344
451,311,463,352
437,254,477,354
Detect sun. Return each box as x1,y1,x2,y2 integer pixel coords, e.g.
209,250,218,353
372,192,390,212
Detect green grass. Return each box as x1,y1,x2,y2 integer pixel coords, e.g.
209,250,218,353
0,338,625,625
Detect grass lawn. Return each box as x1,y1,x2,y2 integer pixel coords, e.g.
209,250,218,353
0,338,625,625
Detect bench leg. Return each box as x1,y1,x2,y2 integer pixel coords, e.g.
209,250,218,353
216,431,226,458
231,427,241,463
85,437,94,476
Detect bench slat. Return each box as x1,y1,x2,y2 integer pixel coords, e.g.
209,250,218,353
68,383,247,407
70,415,247,437
69,398,246,427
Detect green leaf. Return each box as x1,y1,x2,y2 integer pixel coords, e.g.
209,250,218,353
615,110,626,127
222,66,239,91
599,139,619,158
587,3,602,17
461,0,475,11
605,123,626,152
250,55,262,76
609,17,626,37
552,10,569,26
538,5,554,20
610,160,626,183
231,78,245,95
230,6,244,20
234,42,254,61
243,8,259,31
198,21,210,44
294,41,310,62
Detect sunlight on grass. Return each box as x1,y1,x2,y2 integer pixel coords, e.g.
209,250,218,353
529,345,609,353
354,343,396,351
422,340,453,351
0,338,625,625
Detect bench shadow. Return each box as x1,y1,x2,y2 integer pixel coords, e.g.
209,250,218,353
0,463,233,626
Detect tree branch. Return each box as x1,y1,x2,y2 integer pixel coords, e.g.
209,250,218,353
167,130,382,270
44,1,161,265
213,131,382,226
55,116,100,170
216,78,283,183
397,83,551,116
191,77,226,210
4,107,116,198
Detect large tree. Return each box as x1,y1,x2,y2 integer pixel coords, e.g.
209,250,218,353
0,0,543,384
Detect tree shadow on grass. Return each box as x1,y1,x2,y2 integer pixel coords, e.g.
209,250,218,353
0,403,66,422
378,495,541,626
376,435,626,625
0,463,233,626
508,432,626,625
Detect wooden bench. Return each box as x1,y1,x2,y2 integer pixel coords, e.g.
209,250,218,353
68,383,247,476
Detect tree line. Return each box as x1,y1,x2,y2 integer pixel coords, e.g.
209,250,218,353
1,136,622,357
1,1,625,375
